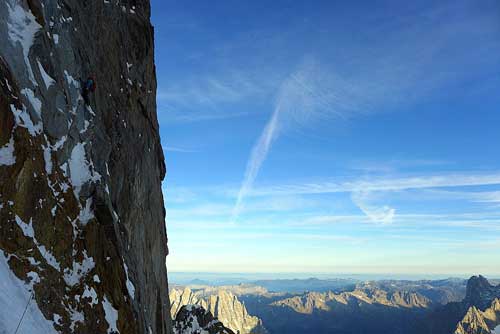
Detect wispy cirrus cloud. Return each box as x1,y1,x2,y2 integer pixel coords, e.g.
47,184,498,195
472,191,500,204
157,71,276,122
162,145,199,153
234,170,500,224
400,189,500,205
249,172,500,197
295,212,500,229
230,1,500,222
351,190,396,225
169,171,500,225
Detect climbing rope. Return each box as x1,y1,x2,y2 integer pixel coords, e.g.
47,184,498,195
13,239,54,334
13,289,34,334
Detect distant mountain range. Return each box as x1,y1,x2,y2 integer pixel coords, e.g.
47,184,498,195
249,277,358,293
241,279,464,334
170,276,500,334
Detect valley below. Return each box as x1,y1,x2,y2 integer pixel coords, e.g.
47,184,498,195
170,275,500,334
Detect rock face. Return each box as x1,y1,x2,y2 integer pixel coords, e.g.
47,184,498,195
0,0,171,333
173,305,234,334
425,276,500,334
454,299,500,334
170,287,268,334
465,276,500,311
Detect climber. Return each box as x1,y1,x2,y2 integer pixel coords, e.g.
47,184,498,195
82,76,96,105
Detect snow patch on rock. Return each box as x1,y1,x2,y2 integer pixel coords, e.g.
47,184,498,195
15,215,61,271
10,104,42,136
82,285,98,305
37,244,60,271
103,296,119,333
6,0,42,84
0,137,16,166
63,251,95,286
124,262,135,300
78,198,94,226
15,215,34,238
68,143,101,197
37,60,55,89
42,144,53,174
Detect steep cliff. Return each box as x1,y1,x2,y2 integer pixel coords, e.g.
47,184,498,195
0,0,171,333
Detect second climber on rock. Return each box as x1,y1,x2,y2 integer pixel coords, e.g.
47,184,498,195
82,76,96,106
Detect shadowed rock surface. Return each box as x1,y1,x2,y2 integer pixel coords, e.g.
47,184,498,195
0,0,171,332
237,278,469,334
257,286,432,334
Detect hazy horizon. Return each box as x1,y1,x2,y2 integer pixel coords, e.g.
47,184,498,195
168,271,500,283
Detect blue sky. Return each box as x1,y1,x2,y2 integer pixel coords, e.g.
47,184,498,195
151,0,500,277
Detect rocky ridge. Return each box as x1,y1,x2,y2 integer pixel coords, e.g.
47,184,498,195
271,286,433,314
454,299,500,334
425,276,500,334
239,279,469,334
453,276,500,334
170,287,268,334
465,276,500,310
0,0,170,333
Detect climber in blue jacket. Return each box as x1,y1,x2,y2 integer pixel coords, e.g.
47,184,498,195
82,76,96,105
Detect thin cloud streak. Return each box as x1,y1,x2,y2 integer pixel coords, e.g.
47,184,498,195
156,71,277,123
232,61,345,221
157,106,249,123
297,213,500,230
249,172,500,197
163,145,199,153
157,75,264,108
231,95,282,221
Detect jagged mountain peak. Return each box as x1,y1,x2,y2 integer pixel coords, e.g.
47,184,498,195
465,276,500,310
492,298,500,311
467,276,493,294
454,298,500,334
272,286,433,315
